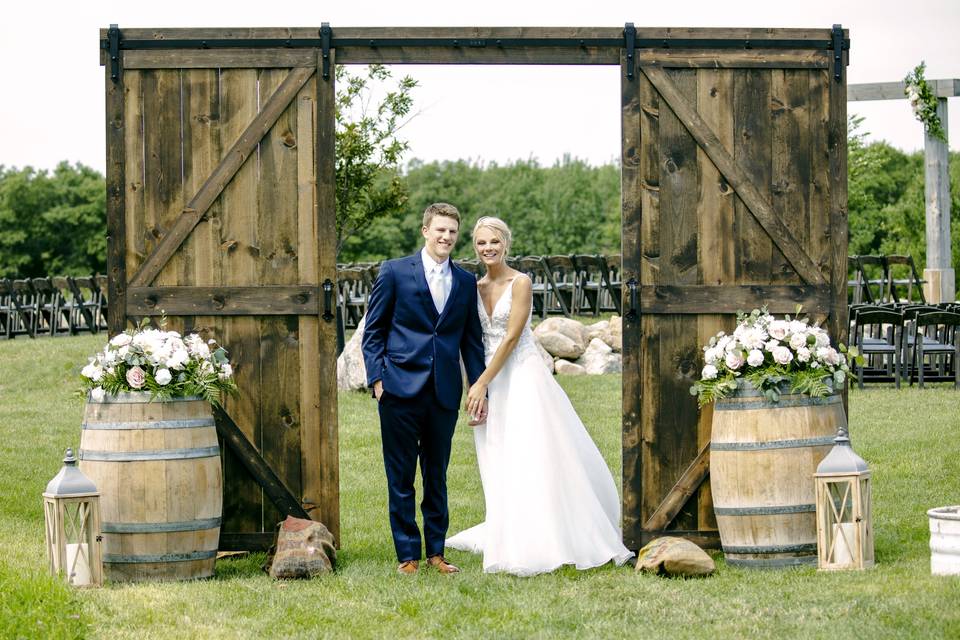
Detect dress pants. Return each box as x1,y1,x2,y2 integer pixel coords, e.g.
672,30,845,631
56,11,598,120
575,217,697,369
378,381,458,562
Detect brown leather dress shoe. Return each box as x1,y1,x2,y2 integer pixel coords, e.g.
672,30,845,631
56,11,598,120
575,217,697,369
397,560,419,575
427,555,460,574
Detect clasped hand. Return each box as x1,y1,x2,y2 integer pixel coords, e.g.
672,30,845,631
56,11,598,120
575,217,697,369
466,382,488,425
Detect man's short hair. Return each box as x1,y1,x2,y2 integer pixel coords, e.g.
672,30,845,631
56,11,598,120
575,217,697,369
422,202,461,229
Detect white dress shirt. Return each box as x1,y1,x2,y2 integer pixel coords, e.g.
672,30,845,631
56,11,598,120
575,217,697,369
421,247,452,314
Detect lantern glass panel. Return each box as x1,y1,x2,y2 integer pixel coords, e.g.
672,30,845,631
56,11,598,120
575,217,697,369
62,499,96,586
825,479,857,566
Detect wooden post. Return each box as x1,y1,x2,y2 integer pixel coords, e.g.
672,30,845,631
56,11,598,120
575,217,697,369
923,97,954,303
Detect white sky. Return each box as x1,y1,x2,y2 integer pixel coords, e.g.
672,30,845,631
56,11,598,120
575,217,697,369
1,0,958,173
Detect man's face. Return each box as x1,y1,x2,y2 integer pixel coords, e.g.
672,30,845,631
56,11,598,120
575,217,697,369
422,215,459,262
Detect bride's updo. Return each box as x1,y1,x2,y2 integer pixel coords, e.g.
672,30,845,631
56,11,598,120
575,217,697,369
472,216,513,257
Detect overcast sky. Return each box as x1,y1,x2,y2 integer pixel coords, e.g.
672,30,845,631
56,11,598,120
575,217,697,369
1,0,957,173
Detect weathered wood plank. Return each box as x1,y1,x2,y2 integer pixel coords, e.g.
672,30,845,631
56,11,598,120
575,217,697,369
129,66,315,288
122,71,146,281
335,46,618,65
257,68,304,529
695,67,735,533
314,50,341,542
213,407,310,521
217,68,263,537
652,68,700,531
638,49,829,69
125,49,316,69
105,57,127,335
828,53,850,353
620,49,644,551
127,286,321,315
638,285,830,314
848,78,960,101
218,532,275,552
637,530,721,550
642,65,827,286
808,69,832,327
770,69,812,285
643,442,710,531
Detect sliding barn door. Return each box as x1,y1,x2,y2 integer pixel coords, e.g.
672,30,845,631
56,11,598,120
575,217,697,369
103,32,339,549
619,33,848,549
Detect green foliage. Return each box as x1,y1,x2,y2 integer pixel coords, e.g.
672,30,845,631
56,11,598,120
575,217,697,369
335,65,418,255
339,156,621,262
0,162,106,278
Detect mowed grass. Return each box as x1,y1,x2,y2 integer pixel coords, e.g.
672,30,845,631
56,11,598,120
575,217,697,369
1,334,959,639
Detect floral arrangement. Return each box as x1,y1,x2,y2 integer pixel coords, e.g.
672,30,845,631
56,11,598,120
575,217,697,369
904,61,947,143
79,319,238,407
690,308,861,407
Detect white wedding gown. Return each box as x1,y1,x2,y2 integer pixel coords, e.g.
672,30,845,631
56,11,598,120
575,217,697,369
446,277,634,576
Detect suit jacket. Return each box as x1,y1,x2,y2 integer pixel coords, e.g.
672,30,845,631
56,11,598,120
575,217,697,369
361,253,486,411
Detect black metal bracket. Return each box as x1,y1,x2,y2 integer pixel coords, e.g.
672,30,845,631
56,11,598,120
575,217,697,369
320,23,332,80
625,278,639,322
108,24,121,83
322,279,335,322
831,24,845,83
624,23,636,80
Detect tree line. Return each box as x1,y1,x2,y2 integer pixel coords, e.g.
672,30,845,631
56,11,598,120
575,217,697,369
1,129,957,288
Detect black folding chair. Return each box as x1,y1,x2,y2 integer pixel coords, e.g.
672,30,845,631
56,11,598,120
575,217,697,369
572,254,618,317
909,310,960,388
885,255,926,305
67,276,100,333
11,279,39,338
850,306,905,389
543,255,576,317
516,256,550,319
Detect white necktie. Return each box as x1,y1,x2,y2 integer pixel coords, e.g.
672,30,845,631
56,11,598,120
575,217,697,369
429,265,446,313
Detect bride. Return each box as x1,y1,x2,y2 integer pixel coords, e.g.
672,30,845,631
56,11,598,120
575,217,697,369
446,216,633,576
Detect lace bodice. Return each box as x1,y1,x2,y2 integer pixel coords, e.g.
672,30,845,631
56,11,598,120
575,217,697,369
478,277,540,365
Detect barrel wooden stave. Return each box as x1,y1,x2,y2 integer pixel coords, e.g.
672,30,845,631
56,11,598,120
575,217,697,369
711,388,845,567
79,393,222,582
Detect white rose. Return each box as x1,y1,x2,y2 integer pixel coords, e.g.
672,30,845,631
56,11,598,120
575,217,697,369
814,330,830,348
772,346,794,365
725,351,745,370
90,387,106,402
704,347,720,365
110,333,133,347
796,346,812,363
200,360,214,374
765,340,781,352
155,368,172,386
168,348,190,370
218,364,233,380
833,370,846,385
716,335,732,353
701,364,718,380
768,321,789,341
81,363,103,382
789,332,808,351
789,320,808,335
747,349,765,367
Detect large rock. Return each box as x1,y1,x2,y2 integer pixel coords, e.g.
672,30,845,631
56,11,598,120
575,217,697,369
337,315,367,391
268,515,337,579
554,359,586,375
599,315,622,352
534,317,587,357
586,320,610,342
534,337,555,374
635,536,715,578
536,331,585,360
576,338,622,374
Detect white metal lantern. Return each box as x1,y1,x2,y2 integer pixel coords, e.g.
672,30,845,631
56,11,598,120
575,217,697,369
43,448,103,587
814,427,874,570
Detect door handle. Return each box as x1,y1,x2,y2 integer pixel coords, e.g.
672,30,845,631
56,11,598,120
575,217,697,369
625,278,639,322
322,279,334,322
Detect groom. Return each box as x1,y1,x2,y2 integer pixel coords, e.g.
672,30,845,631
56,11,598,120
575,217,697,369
362,202,487,575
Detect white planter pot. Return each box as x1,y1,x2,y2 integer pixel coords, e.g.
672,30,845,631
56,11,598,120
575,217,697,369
928,506,960,576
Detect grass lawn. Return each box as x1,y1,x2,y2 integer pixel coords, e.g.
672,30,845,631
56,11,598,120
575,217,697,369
1,334,959,639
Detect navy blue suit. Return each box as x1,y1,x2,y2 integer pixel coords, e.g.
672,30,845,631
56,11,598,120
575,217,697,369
361,253,485,561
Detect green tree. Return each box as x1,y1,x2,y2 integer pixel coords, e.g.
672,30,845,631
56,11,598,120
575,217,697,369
335,64,417,256
0,162,106,278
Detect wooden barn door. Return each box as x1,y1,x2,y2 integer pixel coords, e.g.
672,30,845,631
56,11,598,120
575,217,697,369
619,36,848,549
104,37,339,549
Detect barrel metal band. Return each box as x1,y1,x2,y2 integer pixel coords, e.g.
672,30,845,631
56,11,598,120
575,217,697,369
79,446,220,461
711,436,835,451
714,395,841,411
101,517,222,534
104,550,218,564
725,556,816,568
723,543,818,554
82,418,216,431
714,504,816,516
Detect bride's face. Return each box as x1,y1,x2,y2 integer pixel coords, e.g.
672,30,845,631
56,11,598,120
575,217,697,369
474,227,506,266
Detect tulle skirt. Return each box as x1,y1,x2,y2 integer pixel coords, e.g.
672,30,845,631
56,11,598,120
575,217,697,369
446,352,634,576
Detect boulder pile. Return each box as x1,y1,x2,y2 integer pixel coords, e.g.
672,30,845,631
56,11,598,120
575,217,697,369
337,314,623,391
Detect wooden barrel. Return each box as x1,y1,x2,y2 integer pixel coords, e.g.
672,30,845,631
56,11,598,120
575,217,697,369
78,391,222,581
710,382,844,568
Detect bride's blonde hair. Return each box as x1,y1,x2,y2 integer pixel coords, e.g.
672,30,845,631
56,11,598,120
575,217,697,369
472,216,513,258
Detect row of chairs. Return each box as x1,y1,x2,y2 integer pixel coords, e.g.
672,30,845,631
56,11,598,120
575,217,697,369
336,254,624,330
0,276,108,339
849,254,926,305
849,302,960,389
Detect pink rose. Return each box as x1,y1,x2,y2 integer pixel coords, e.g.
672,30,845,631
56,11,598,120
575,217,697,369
772,346,794,365
126,366,146,389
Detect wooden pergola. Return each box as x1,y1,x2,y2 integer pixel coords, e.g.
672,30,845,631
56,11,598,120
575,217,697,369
848,78,958,303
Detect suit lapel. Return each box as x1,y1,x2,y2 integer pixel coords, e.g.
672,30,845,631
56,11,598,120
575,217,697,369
436,262,462,327
411,253,440,324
